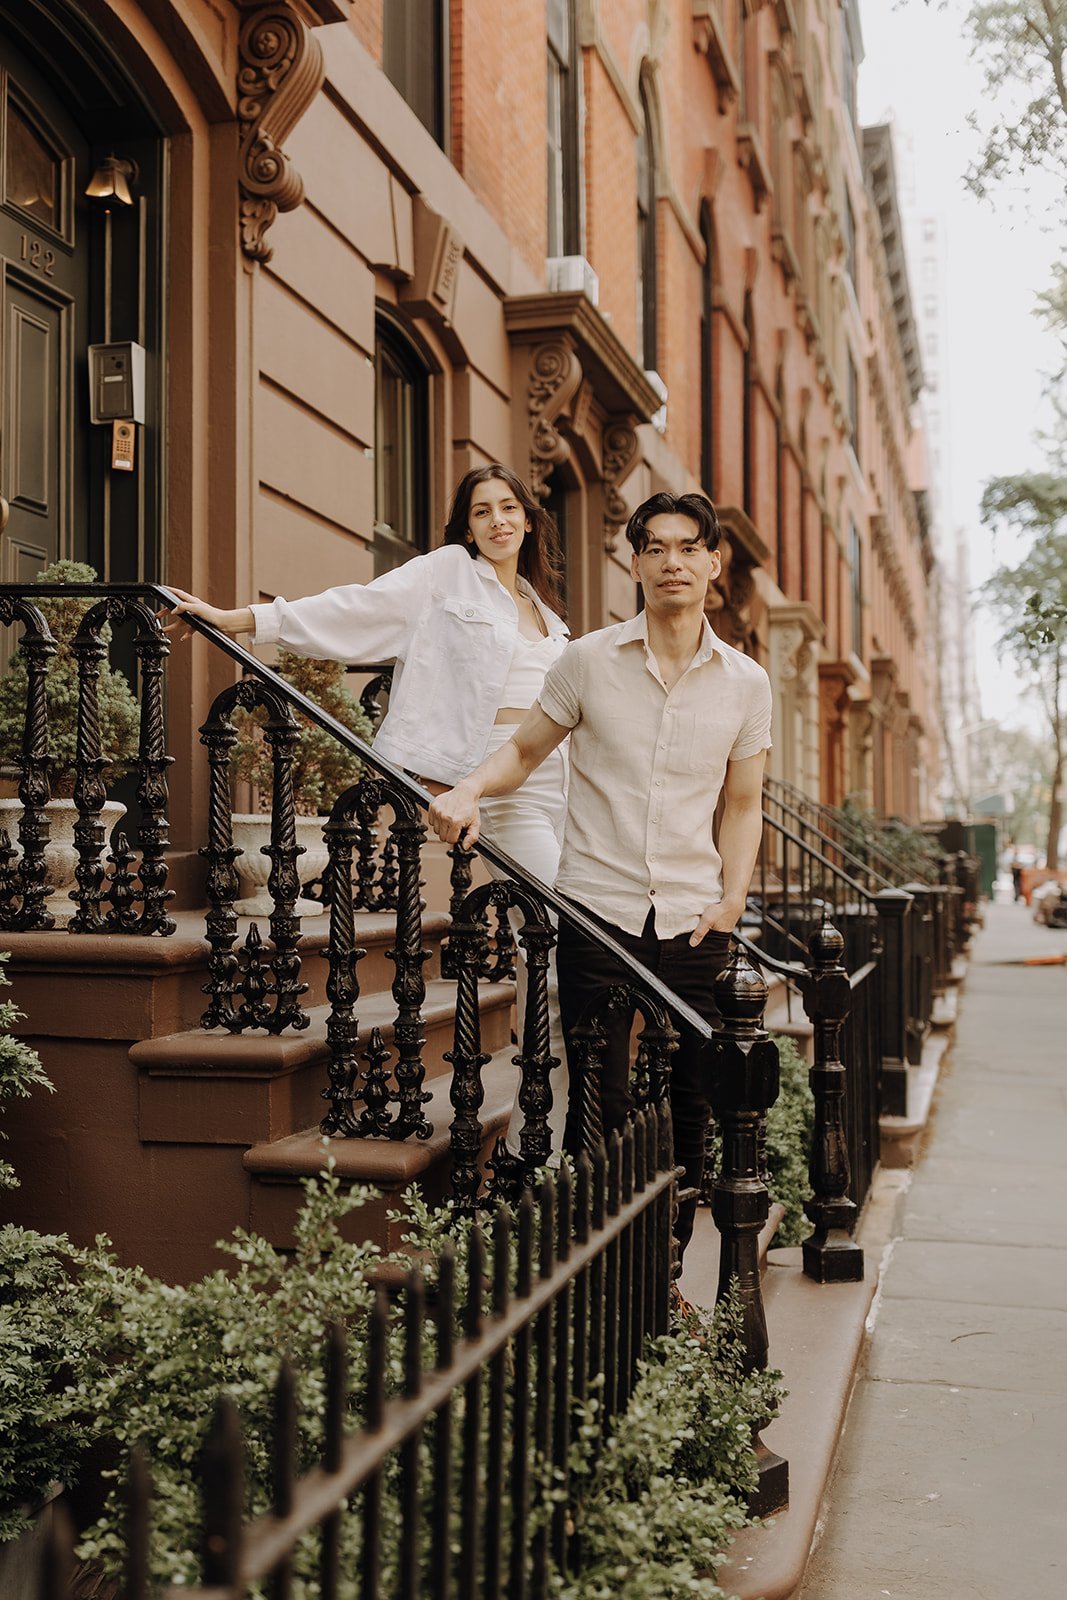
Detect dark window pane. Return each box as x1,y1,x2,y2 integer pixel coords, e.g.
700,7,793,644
375,321,429,574
383,0,446,146
5,100,58,227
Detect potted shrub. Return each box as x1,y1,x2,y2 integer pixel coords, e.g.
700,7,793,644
229,650,374,916
0,561,141,926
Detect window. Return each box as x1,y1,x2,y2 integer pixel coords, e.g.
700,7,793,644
847,349,860,461
383,0,448,147
636,73,658,371
843,186,856,289
374,315,430,575
547,0,581,257
700,205,715,496
849,519,862,657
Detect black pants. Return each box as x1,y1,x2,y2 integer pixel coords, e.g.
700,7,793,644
556,903,733,1259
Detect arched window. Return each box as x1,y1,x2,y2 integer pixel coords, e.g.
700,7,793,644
374,313,430,575
700,204,716,497
547,0,581,257
743,291,756,519
636,71,658,372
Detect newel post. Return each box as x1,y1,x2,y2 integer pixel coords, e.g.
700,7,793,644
708,948,789,1516
801,918,864,1282
872,887,913,1117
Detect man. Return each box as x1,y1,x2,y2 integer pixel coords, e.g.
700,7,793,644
429,491,772,1254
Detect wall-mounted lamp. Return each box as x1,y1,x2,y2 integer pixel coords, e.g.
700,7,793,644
85,154,138,207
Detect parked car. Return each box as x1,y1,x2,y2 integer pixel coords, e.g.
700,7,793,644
1031,880,1067,927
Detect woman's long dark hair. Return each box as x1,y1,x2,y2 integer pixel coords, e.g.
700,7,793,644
442,464,566,617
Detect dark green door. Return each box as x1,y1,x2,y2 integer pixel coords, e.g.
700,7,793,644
0,28,91,581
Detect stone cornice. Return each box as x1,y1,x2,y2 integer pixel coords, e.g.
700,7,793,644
716,504,771,568
504,293,662,419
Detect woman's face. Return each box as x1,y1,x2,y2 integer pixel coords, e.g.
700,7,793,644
467,478,531,568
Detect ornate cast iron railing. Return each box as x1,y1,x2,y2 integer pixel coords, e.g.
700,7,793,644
0,583,740,1203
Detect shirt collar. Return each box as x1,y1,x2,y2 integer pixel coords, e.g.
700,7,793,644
615,609,721,665
473,556,568,636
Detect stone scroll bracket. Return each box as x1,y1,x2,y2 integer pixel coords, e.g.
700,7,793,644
526,341,584,501
601,421,641,553
236,3,342,264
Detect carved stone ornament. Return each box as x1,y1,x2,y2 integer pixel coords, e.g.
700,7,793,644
601,421,641,552
526,341,583,500
237,6,326,264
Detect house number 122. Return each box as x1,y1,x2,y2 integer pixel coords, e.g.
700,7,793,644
19,235,55,277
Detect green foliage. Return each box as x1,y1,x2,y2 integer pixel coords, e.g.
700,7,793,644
556,1291,783,1600
957,2,1067,207
764,1032,815,1249
0,560,141,798
230,650,374,816
69,1168,387,1589
840,796,940,880
0,1158,788,1595
0,953,52,1192
0,1228,107,1541
980,484,1067,863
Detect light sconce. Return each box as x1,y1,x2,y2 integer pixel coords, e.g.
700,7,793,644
85,154,138,207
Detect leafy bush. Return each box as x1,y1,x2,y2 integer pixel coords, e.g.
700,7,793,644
230,650,374,817
557,1292,783,1599
2,1159,784,1592
0,560,141,798
0,952,52,1192
763,1031,815,1248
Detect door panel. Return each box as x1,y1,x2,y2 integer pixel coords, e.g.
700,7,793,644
0,40,88,583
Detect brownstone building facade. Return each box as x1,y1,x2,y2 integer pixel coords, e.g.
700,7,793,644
0,0,938,828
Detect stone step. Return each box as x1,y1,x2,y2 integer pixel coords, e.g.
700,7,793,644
0,908,453,1038
131,977,516,1148
244,1046,524,1251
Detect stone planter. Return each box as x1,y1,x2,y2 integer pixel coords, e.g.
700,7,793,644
0,797,127,927
0,1485,69,1600
230,812,328,917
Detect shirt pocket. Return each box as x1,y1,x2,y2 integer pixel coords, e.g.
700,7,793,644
441,596,499,629
686,711,727,776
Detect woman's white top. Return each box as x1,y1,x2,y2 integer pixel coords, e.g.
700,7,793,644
499,629,567,708
249,544,569,786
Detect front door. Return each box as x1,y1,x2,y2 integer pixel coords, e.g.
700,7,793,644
0,28,91,582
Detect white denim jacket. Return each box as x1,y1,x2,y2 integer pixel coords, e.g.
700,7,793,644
250,544,569,785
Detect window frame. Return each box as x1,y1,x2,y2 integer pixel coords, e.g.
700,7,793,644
373,311,431,576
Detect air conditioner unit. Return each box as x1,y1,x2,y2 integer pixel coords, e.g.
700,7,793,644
546,254,600,305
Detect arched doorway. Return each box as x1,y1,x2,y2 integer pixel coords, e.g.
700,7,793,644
0,2,165,587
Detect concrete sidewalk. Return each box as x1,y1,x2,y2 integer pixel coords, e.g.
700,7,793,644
797,899,1067,1600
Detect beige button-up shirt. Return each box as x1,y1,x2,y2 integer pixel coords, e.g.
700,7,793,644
538,612,772,938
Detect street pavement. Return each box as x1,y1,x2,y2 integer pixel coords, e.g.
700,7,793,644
797,895,1067,1600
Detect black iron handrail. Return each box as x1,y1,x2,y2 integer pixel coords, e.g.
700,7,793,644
0,582,714,1042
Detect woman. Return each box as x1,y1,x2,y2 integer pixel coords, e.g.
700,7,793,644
166,464,570,1157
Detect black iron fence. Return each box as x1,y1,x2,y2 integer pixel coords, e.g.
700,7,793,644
38,1107,785,1599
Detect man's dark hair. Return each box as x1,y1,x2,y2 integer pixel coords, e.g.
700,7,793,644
625,491,721,553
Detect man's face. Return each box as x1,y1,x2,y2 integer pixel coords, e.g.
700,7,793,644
630,513,721,614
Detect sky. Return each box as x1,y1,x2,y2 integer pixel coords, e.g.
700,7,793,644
857,0,1063,730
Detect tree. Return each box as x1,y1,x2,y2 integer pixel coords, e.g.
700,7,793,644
980,473,1067,865
957,2,1067,206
